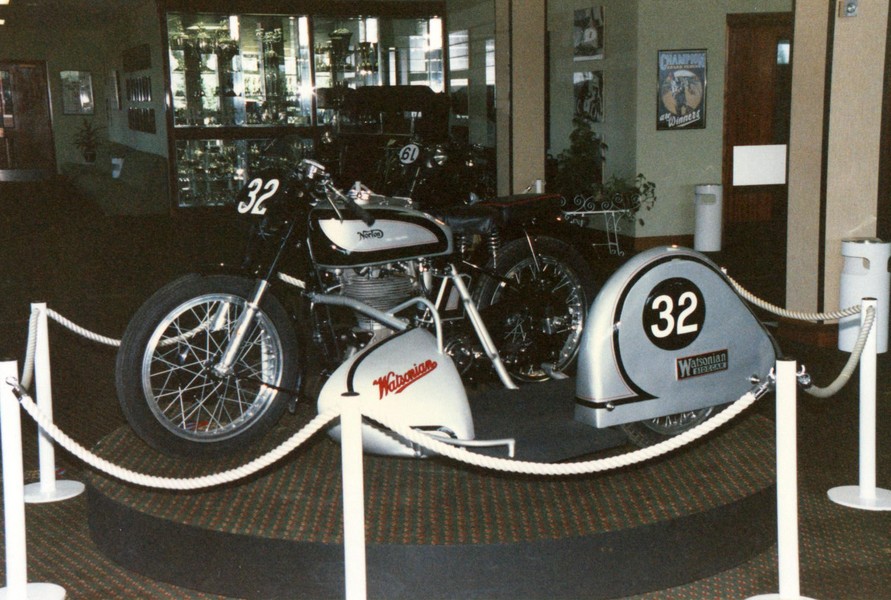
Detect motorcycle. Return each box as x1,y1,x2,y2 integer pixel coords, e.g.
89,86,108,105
374,137,496,207
115,155,598,457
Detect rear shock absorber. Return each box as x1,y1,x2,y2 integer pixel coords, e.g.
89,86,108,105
486,228,502,268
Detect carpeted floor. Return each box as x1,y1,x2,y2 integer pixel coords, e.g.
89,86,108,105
0,178,889,599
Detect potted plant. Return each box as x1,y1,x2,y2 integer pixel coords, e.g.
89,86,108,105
552,118,657,224
73,118,103,163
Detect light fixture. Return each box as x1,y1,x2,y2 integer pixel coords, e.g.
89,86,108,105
0,19,5,25
0,1,9,5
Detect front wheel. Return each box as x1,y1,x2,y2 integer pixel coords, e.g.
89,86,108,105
115,274,300,457
475,237,597,382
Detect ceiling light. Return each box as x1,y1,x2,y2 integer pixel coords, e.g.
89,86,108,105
0,1,8,5
0,19,5,25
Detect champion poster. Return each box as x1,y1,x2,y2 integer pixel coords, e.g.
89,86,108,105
657,49,706,130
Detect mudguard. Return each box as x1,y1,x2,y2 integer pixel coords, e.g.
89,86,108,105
575,246,777,428
317,328,473,457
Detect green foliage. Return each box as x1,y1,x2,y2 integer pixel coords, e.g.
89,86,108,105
73,118,103,158
554,118,657,225
552,117,606,200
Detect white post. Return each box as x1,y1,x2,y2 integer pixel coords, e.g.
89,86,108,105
747,359,816,600
828,298,891,510
533,179,544,193
340,399,367,600
24,303,84,504
0,361,66,600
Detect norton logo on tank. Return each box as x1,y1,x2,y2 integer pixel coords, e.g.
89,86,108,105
657,49,706,130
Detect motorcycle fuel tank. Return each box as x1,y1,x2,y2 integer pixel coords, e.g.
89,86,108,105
575,246,777,428
308,206,452,268
317,328,474,457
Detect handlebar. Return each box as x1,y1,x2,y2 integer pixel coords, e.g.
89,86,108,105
298,159,376,227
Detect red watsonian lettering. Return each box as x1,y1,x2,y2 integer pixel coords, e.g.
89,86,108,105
372,359,438,399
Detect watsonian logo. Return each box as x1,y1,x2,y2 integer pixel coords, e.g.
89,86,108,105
676,350,728,380
373,360,438,399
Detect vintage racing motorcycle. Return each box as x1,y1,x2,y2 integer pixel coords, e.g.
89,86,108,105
115,155,601,456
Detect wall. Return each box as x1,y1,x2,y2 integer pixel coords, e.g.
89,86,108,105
785,2,828,311
0,0,166,169
633,0,790,239
822,0,890,310
0,16,112,167
547,1,638,189
103,1,168,157
445,0,495,147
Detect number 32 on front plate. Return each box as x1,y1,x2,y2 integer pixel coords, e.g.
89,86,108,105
642,278,705,351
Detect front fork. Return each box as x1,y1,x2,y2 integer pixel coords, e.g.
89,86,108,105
212,278,270,377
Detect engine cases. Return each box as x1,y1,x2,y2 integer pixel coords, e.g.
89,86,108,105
575,246,777,428
317,328,474,457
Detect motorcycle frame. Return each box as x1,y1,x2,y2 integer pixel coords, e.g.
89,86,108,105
214,176,520,399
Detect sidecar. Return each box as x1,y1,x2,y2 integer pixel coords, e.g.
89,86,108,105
317,246,778,458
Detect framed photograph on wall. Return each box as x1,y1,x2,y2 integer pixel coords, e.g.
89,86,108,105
574,71,603,123
573,7,604,61
657,49,706,130
60,70,94,115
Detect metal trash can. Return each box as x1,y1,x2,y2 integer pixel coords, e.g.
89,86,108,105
694,184,723,252
838,238,890,353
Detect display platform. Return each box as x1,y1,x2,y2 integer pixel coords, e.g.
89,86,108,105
86,384,777,600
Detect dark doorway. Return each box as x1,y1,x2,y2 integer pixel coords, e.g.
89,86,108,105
0,61,55,180
721,13,793,305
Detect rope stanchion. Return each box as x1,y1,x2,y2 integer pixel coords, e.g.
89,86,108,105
340,397,367,600
0,362,66,600
828,298,891,510
23,303,85,504
747,359,817,600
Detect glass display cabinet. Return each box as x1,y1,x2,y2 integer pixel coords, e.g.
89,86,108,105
165,7,445,208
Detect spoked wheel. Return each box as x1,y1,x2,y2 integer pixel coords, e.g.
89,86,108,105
620,407,715,448
476,237,597,382
115,274,299,456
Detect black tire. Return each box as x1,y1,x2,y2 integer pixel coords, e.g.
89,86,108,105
620,407,715,448
475,237,597,382
115,274,299,457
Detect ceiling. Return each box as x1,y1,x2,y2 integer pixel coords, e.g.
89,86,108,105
0,0,127,29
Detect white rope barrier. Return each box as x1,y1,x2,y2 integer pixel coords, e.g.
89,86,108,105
726,273,861,322
364,391,760,475
9,386,338,491
45,308,121,347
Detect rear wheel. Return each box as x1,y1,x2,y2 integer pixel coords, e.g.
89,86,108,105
475,237,597,382
620,408,715,447
115,274,299,456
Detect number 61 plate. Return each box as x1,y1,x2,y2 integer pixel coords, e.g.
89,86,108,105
574,246,777,428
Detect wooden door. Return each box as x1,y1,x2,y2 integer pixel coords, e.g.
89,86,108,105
721,13,793,304
0,61,55,177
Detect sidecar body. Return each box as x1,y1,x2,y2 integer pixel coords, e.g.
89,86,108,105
317,328,474,457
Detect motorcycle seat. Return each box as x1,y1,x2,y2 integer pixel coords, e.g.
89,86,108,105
478,193,564,226
428,204,500,237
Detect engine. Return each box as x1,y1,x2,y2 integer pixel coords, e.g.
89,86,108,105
330,261,423,335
